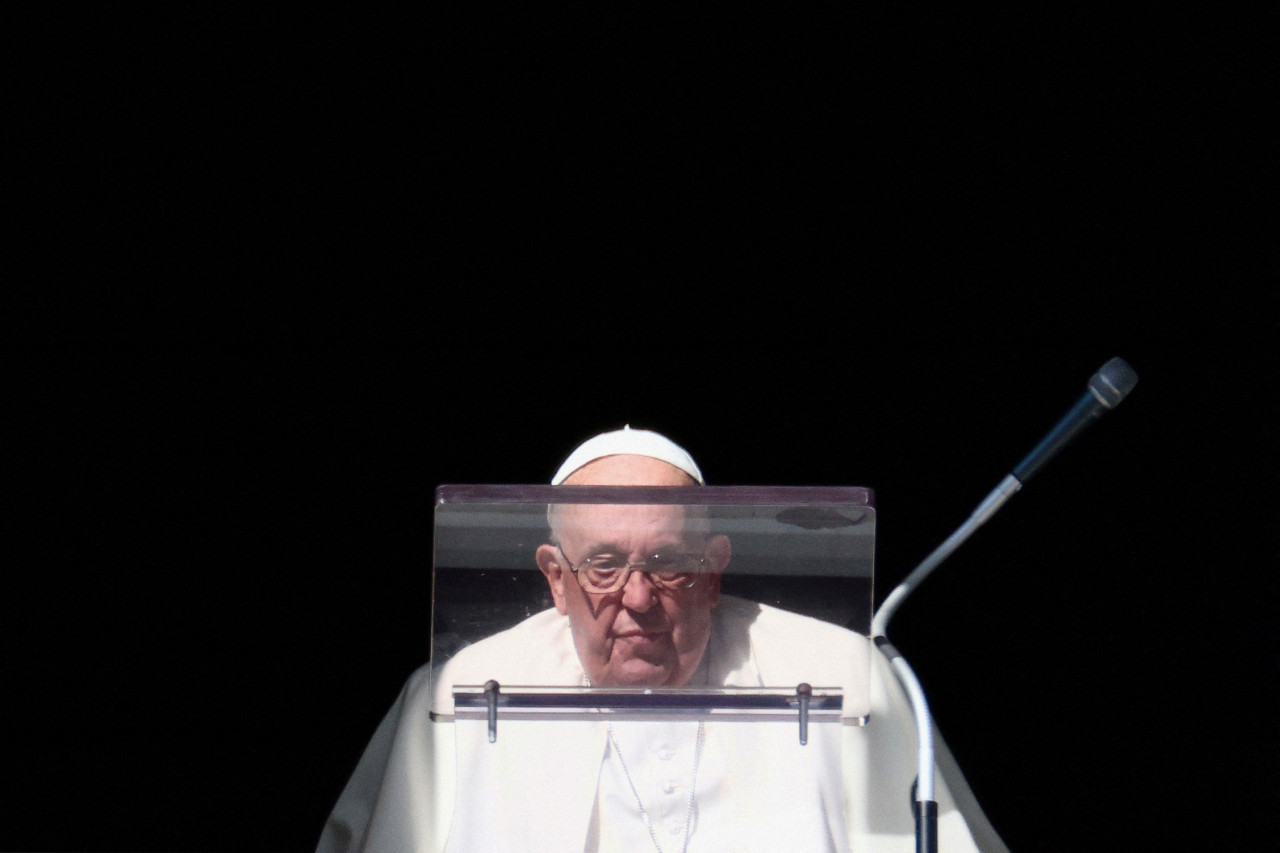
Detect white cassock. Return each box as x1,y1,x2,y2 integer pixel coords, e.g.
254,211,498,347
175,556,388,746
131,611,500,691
318,596,1008,853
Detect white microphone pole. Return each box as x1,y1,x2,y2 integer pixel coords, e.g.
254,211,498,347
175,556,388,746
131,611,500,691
870,357,1139,853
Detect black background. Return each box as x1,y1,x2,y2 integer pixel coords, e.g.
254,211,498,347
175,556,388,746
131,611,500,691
9,6,1277,852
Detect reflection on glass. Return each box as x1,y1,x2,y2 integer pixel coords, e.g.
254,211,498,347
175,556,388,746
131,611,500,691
430,485,874,721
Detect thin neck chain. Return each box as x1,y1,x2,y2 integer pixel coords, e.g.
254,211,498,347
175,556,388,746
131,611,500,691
606,720,705,853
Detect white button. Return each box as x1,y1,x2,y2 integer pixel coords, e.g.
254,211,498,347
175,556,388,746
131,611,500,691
661,781,676,794
656,748,675,761
668,823,684,835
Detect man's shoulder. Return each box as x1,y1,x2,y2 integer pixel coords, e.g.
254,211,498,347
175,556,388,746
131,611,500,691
430,608,581,711
714,595,869,711
718,594,866,648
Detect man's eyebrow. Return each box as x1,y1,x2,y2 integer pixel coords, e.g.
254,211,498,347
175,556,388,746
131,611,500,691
578,541,623,556
578,540,691,556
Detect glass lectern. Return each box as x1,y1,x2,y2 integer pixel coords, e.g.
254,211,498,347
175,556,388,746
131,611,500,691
428,484,875,852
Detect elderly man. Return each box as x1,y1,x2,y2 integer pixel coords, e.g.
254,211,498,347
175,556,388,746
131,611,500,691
318,428,1006,852
538,442,731,689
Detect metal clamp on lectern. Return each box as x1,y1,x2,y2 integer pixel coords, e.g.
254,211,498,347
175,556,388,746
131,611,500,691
796,683,812,745
453,683,849,743
483,679,500,743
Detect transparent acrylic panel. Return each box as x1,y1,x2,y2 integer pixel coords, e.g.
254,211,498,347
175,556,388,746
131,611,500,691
429,485,874,725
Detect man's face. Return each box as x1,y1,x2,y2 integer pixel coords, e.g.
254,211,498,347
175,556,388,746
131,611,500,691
535,455,729,687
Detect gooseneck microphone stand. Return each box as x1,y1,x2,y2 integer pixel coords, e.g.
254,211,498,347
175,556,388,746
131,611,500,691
869,357,1138,853
870,475,1022,853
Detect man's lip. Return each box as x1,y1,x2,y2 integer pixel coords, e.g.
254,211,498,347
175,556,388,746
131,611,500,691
613,630,668,641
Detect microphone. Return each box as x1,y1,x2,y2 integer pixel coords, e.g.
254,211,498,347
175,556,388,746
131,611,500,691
874,356,1140,636
1011,357,1139,484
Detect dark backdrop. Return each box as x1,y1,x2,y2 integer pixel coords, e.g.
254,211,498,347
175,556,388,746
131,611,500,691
9,6,1276,852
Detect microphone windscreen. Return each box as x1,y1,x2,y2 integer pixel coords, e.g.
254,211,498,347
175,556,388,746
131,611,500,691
1089,357,1139,408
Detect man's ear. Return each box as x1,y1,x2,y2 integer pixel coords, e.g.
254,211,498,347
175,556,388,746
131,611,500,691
706,534,732,572
536,543,569,614
701,534,731,608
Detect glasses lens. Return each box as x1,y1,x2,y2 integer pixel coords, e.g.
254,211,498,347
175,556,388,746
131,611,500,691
583,568,623,591
646,554,693,584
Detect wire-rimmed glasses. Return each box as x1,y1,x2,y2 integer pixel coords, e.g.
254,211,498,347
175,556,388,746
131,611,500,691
557,545,706,595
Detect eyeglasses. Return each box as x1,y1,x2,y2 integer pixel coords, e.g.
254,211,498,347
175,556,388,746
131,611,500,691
557,545,706,595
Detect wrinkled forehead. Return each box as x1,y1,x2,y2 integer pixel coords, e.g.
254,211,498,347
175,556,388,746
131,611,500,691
550,502,710,548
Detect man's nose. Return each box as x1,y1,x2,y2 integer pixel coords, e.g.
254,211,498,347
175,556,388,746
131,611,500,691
619,570,658,611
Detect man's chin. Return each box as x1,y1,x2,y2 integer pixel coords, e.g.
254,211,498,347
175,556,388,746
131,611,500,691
597,656,677,687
